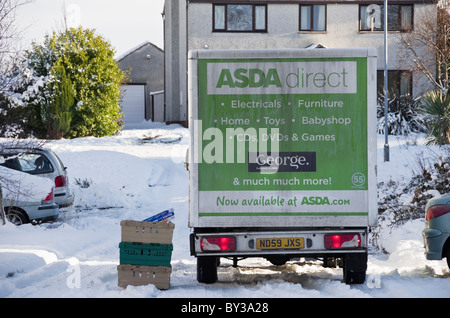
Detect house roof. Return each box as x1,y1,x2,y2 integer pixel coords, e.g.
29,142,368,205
116,41,163,62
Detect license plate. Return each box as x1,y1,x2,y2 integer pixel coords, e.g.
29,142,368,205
256,237,304,250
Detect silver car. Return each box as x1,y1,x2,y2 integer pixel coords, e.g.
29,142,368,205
422,193,450,269
0,147,74,208
1,166,59,225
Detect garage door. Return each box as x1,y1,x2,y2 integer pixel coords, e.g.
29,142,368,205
121,85,145,124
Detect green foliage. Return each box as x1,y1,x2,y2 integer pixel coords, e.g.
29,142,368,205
420,90,450,145
46,61,74,139
27,27,125,138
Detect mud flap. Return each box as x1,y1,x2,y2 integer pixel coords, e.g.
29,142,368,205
343,252,367,284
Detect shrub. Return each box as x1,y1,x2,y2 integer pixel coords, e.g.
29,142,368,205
40,62,74,139
377,94,426,135
6,27,125,139
419,90,450,145
378,153,450,225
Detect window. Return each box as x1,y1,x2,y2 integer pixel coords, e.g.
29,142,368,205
360,4,413,32
1,153,54,174
300,5,326,31
213,4,267,32
377,70,412,97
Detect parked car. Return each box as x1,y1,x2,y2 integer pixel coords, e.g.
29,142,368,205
0,166,59,225
422,193,450,269
0,147,73,208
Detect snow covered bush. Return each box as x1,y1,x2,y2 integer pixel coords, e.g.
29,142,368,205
372,152,449,251
1,27,125,139
377,153,450,226
0,65,40,138
377,94,426,136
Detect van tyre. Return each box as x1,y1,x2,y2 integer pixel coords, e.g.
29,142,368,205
197,256,218,284
267,255,290,266
343,252,367,284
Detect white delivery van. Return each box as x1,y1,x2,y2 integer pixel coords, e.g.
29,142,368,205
187,48,377,284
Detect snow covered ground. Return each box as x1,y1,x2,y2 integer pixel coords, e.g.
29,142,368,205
0,121,449,299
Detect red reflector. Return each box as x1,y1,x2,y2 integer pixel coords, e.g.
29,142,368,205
426,205,450,221
55,175,66,187
324,234,361,249
43,188,54,202
200,236,236,252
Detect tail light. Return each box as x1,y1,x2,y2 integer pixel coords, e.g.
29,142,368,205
200,236,236,252
324,234,361,249
55,175,67,187
43,188,54,203
426,205,450,221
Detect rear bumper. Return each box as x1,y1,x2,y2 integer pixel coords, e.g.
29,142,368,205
33,203,59,221
191,228,368,258
55,190,74,208
422,228,447,260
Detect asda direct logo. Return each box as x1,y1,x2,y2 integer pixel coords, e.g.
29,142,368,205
208,61,357,94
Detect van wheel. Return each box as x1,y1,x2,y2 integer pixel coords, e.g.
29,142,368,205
6,209,28,225
197,256,218,284
267,255,290,266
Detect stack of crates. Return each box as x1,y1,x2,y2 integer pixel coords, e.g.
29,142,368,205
117,219,175,290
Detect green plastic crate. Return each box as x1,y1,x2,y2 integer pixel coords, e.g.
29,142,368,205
119,242,173,267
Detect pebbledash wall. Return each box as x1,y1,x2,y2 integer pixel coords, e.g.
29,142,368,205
163,0,436,125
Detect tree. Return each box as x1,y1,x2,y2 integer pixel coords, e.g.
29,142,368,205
0,0,33,138
22,26,125,138
400,0,450,91
41,61,74,139
0,0,32,219
0,0,31,91
399,1,450,144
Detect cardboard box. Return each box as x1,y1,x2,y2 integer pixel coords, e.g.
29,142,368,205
117,264,171,290
119,242,173,267
120,220,174,244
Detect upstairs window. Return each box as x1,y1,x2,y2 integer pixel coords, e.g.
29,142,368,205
299,5,326,31
213,4,267,32
360,4,413,32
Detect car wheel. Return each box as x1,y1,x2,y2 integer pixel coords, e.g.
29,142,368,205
6,209,28,225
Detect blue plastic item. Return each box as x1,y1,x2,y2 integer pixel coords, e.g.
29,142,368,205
143,208,175,222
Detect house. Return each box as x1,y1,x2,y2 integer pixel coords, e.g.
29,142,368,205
163,0,437,126
117,41,164,125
